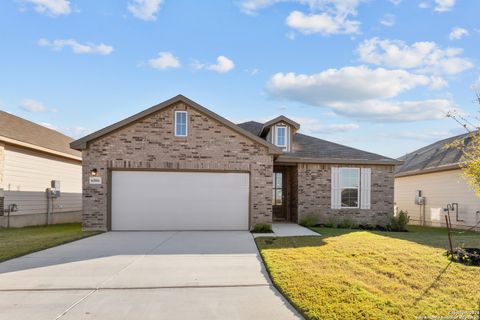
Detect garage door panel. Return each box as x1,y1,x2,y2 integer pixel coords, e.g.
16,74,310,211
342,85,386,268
111,171,249,230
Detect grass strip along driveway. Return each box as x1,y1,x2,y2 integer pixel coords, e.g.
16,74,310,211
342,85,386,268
256,226,480,320
0,223,100,262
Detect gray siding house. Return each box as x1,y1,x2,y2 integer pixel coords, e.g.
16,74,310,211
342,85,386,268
0,111,82,227
395,132,480,230
71,95,399,231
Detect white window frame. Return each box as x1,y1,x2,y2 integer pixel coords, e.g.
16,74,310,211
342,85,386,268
275,126,287,148
339,167,360,209
174,111,188,137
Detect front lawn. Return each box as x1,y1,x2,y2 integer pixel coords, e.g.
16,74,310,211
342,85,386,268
0,223,100,262
256,226,480,320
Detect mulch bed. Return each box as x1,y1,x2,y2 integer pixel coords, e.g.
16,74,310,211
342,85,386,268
450,247,480,266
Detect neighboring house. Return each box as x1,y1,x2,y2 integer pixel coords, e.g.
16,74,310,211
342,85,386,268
71,95,399,231
0,111,82,227
395,132,480,230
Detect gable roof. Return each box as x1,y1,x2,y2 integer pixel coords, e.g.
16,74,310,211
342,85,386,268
70,95,282,155
0,111,81,160
238,121,399,165
395,131,473,177
263,116,300,130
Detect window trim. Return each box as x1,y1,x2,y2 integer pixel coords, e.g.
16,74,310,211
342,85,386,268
339,167,360,209
174,111,188,137
275,126,287,148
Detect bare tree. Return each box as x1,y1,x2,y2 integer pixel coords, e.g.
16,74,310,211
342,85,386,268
447,83,480,195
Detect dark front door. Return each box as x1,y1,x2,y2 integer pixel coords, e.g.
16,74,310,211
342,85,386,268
272,170,287,220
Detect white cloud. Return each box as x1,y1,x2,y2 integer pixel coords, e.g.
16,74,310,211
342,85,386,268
148,52,181,70
40,123,92,138
418,2,430,9
267,66,432,104
291,117,359,134
389,0,401,4
194,56,235,73
286,10,360,35
40,122,57,130
128,0,163,21
379,13,395,27
330,99,452,121
385,130,453,141
449,27,469,40
21,0,71,16
239,0,363,36
19,99,53,112
266,66,454,122
357,37,473,75
66,126,92,138
38,38,114,55
434,0,455,12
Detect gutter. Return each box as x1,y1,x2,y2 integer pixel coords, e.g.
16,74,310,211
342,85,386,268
395,163,461,178
275,155,402,166
0,136,82,162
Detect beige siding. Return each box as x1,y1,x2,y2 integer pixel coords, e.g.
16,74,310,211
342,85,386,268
3,145,82,216
394,169,480,229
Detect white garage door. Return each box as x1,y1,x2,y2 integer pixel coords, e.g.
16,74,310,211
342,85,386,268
111,171,249,231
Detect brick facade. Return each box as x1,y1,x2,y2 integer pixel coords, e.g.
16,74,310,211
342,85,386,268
297,163,395,225
82,102,274,231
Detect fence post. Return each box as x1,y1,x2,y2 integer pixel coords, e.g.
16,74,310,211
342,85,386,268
445,214,453,254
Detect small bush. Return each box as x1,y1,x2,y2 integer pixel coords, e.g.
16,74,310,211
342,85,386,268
323,216,338,228
338,217,358,229
390,210,410,232
448,247,480,266
359,224,375,230
300,215,317,228
251,223,273,233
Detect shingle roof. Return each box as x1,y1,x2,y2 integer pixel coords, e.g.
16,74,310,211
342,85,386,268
0,111,81,158
395,131,472,176
237,121,398,164
71,95,282,155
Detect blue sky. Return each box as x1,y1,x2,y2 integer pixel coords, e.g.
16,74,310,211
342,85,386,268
0,0,479,158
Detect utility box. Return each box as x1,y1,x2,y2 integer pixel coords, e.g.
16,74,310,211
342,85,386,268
51,180,60,190
49,180,61,198
415,190,425,205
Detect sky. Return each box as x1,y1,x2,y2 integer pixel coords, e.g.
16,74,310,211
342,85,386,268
0,0,479,158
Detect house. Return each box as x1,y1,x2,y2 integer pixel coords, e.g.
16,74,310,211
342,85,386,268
395,132,480,230
70,95,399,231
0,111,82,227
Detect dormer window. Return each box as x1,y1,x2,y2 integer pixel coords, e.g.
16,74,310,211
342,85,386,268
175,111,187,137
275,126,286,149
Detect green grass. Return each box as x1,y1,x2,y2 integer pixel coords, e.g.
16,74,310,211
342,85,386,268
0,223,101,262
256,226,480,320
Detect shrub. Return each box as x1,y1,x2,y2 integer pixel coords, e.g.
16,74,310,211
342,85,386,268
338,217,358,229
251,223,273,233
300,215,317,228
323,216,338,228
449,247,480,266
390,210,410,232
359,224,375,230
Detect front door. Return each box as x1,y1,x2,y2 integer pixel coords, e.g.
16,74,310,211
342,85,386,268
272,170,287,220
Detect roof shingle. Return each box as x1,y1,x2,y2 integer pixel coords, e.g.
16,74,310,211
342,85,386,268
395,131,472,176
0,111,81,158
237,121,397,164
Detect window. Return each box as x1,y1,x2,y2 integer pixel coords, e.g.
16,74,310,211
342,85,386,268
272,172,283,206
175,111,187,137
339,168,359,208
275,126,286,148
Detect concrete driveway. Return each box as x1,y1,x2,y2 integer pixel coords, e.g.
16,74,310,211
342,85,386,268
0,231,301,320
